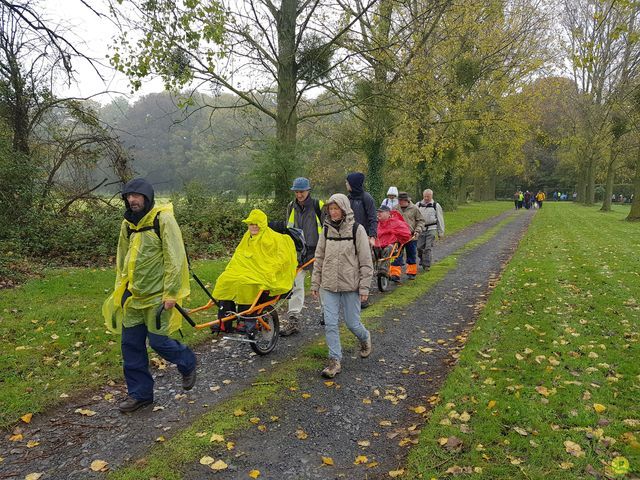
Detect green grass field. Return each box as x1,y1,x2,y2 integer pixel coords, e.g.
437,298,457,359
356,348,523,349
407,203,640,479
0,201,511,428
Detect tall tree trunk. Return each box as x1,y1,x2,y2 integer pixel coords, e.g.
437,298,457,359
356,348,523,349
362,0,393,204
600,149,617,212
365,137,384,205
584,155,595,205
274,0,298,208
627,148,640,221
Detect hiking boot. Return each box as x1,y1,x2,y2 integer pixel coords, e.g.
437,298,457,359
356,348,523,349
321,358,341,378
182,367,197,391
361,300,370,309
118,396,152,413
422,265,430,272
360,331,372,358
390,275,401,283
280,315,300,337
407,274,416,280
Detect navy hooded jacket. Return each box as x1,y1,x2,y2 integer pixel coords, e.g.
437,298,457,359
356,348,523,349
122,178,155,226
346,172,377,237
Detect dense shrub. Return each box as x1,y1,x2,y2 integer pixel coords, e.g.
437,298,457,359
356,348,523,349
0,181,285,284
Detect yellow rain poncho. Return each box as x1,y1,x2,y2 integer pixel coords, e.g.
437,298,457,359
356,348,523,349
102,203,190,334
213,209,297,305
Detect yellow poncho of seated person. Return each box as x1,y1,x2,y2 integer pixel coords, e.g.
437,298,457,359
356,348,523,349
213,209,297,305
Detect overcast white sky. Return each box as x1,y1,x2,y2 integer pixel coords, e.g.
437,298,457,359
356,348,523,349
43,0,164,104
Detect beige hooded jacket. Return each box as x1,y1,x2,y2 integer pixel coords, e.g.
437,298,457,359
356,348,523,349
311,193,373,295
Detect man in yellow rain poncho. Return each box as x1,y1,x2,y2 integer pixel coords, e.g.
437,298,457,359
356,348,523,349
212,209,298,332
102,178,196,413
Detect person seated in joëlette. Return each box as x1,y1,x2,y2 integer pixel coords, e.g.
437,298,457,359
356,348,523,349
211,209,298,333
373,205,411,279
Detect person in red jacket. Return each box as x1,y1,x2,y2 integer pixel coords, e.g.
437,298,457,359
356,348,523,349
374,205,411,282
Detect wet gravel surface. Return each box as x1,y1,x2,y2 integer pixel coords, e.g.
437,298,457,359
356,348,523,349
0,209,532,480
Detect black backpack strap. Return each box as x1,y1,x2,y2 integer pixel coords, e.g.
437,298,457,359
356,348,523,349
313,198,322,220
323,222,360,255
126,212,162,240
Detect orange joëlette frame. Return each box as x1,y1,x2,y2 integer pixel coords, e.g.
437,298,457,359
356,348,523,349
190,257,315,331
377,242,405,263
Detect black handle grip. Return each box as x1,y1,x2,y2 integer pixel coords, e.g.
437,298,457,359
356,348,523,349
155,303,196,329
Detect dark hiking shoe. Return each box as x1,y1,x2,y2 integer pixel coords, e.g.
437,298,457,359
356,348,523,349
360,331,372,358
360,300,370,309
407,274,416,280
182,368,197,391
422,265,430,272
321,358,341,378
390,275,401,283
118,396,152,413
280,315,300,337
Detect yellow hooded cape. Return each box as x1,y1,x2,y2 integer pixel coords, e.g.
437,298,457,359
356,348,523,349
212,209,297,304
102,203,190,334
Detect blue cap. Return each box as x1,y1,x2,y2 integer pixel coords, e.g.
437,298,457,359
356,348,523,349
290,177,311,191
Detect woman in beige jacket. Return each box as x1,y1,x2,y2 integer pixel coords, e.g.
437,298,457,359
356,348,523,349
311,193,373,378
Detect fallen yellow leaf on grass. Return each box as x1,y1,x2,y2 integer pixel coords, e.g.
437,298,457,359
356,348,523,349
487,400,497,409
249,470,261,478
156,436,166,442
301,393,311,399
21,413,33,424
9,434,23,442
249,417,261,424
354,455,368,464
233,409,246,417
324,381,335,387
412,406,426,414
226,442,235,450
25,474,43,480
559,462,574,470
211,460,228,470
358,440,370,447
200,456,215,465
593,403,606,414
296,429,308,440
322,456,334,466
26,440,39,448
564,440,585,457
388,468,405,477
535,386,550,397
257,425,267,432
379,420,392,427
90,460,109,472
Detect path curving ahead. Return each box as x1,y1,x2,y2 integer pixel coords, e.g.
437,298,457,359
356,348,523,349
0,209,534,480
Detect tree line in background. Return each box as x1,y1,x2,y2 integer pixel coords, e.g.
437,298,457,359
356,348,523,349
1,0,640,280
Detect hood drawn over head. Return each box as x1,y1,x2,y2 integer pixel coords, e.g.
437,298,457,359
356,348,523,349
242,209,269,232
325,193,354,225
122,178,155,225
346,172,365,196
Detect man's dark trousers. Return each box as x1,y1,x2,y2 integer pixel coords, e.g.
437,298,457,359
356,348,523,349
121,323,196,401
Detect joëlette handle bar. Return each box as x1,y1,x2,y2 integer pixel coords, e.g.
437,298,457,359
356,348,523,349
155,303,196,330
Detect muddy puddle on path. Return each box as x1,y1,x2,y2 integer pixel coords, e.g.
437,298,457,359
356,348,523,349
0,210,534,480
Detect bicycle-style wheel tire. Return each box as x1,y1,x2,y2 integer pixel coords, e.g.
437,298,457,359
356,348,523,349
249,307,279,355
377,273,389,292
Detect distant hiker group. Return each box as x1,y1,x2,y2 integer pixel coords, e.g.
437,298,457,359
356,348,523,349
103,174,445,412
514,190,545,210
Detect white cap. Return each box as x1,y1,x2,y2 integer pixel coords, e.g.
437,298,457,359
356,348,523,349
387,186,398,196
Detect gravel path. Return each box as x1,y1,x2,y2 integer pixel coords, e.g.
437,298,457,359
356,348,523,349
0,209,533,480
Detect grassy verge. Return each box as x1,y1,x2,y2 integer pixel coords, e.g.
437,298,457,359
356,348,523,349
0,260,226,428
407,203,640,479
0,201,512,428
108,211,521,479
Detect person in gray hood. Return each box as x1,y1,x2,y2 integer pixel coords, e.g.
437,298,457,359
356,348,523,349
311,193,373,378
